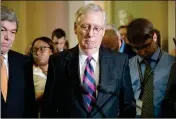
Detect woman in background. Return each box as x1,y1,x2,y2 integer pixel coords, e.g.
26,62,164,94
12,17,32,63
30,37,56,116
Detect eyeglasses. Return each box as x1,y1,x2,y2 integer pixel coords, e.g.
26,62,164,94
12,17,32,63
78,23,104,34
31,46,51,54
131,41,153,52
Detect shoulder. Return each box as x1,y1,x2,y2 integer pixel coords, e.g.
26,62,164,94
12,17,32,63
8,50,24,57
161,51,175,63
50,48,75,61
129,55,138,66
8,50,32,62
100,46,128,60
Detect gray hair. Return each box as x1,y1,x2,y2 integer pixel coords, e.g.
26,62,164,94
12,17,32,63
75,3,106,25
106,24,121,39
1,6,19,31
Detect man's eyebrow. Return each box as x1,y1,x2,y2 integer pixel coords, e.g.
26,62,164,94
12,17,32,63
1,26,17,32
1,26,6,30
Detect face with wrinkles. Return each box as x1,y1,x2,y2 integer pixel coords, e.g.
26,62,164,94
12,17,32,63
74,11,105,55
1,21,17,54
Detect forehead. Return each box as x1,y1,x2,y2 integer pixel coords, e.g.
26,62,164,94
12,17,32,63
53,36,65,42
1,20,17,31
33,40,49,47
131,38,153,46
79,11,105,26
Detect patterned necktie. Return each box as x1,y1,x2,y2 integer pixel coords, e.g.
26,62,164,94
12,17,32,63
141,60,154,117
82,56,96,112
1,55,8,101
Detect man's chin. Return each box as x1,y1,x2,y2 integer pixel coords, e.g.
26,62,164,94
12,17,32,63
1,48,10,54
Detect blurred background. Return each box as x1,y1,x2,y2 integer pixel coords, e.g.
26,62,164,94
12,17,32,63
2,1,175,54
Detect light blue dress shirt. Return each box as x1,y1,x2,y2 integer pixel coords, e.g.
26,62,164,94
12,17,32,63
119,40,125,53
129,48,175,117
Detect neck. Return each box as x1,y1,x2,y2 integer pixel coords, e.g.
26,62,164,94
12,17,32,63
79,45,99,56
39,64,48,75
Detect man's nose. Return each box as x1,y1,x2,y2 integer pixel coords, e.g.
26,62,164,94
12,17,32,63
87,28,94,37
4,31,10,40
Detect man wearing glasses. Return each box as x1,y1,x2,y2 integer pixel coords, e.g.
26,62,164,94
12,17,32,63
127,18,175,118
41,3,136,118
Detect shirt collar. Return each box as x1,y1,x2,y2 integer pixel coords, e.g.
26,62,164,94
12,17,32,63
1,53,8,61
78,45,99,64
119,40,125,53
138,47,161,63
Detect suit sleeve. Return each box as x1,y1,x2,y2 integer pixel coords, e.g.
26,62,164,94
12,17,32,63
119,55,136,117
40,55,57,117
161,61,176,117
23,56,38,118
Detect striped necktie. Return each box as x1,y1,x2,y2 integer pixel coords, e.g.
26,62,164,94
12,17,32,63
1,55,8,101
82,56,96,112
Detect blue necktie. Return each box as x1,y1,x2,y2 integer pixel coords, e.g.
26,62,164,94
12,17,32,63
82,56,96,112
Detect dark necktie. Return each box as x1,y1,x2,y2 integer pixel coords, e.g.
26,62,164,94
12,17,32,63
141,60,154,117
82,56,96,112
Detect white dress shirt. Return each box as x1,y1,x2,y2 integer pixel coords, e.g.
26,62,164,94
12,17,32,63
1,53,9,77
79,46,100,93
33,66,47,93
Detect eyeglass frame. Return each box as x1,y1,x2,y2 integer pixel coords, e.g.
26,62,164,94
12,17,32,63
76,23,104,35
31,46,51,55
131,39,153,52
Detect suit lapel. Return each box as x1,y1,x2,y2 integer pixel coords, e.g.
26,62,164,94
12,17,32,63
7,51,24,117
66,46,88,116
96,48,117,109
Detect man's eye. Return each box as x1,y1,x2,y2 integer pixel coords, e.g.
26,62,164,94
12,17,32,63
94,27,100,31
81,25,89,29
11,31,16,34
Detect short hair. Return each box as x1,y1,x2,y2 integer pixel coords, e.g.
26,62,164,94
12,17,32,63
127,18,154,44
30,36,57,56
105,24,121,39
153,29,161,47
75,3,106,25
51,28,66,40
101,29,120,51
118,25,127,30
1,6,19,31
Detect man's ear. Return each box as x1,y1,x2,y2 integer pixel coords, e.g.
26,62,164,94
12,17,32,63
101,27,106,37
74,22,77,35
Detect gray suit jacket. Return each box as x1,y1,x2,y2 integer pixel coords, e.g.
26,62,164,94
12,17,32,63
41,45,136,118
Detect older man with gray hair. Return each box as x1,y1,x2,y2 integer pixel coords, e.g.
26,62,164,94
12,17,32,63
41,3,136,118
1,6,37,118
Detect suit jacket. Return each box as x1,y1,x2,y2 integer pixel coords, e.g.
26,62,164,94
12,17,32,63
41,45,136,118
1,50,38,118
161,61,176,117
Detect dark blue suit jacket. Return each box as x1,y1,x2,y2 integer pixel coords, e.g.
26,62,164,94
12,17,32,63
1,50,38,118
41,45,136,118
161,61,176,117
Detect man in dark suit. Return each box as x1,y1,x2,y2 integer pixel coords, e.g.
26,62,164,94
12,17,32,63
41,3,136,118
161,61,176,117
1,6,37,118
161,60,176,117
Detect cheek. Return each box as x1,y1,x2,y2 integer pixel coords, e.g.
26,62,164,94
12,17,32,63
96,36,103,44
8,35,16,46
